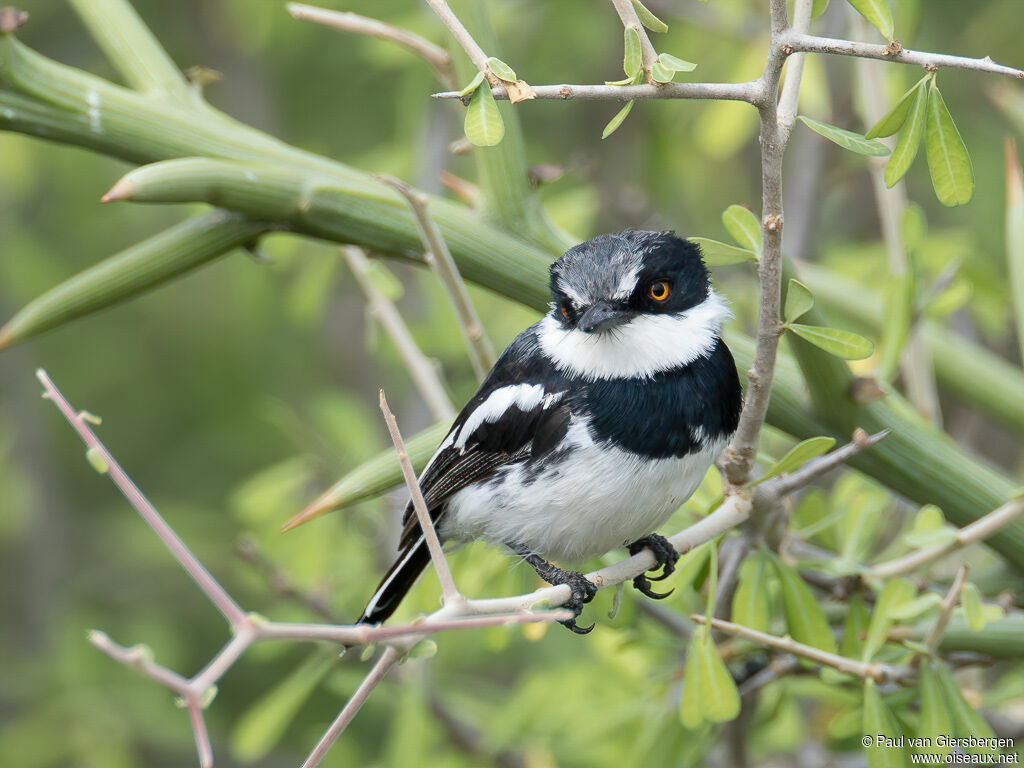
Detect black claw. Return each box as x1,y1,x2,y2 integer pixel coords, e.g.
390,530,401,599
628,534,680,599
511,545,598,635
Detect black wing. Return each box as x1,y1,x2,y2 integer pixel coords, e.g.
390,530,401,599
397,327,570,550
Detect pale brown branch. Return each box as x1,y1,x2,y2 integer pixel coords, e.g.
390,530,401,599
867,499,1024,580
784,31,1024,79
300,646,402,768
693,615,915,684
379,390,462,604
776,0,812,140
422,0,493,82
343,247,457,423
287,3,456,90
768,429,889,497
925,564,969,655
609,0,658,82
376,175,495,381
433,81,760,102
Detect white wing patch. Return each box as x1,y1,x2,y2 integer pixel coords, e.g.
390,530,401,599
538,290,732,381
453,384,554,449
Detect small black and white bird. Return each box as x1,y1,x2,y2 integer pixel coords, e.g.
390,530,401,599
358,230,742,632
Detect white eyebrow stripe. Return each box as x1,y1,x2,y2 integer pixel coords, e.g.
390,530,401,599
612,262,643,300
454,384,553,449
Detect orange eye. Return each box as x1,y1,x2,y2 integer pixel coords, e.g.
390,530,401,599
560,303,571,320
649,281,671,302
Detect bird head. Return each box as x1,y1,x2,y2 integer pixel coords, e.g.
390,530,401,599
541,231,730,380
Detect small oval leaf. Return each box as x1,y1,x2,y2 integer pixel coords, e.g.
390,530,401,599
464,83,504,147
812,0,830,17
884,83,928,187
689,237,757,265
632,0,668,33
757,436,836,484
658,52,697,73
925,82,974,207
960,582,986,632
847,0,895,40
680,630,706,728
486,57,516,83
785,279,815,322
787,324,875,360
85,446,109,474
722,204,762,255
623,27,642,79
457,70,486,97
602,100,635,139
866,77,926,139
698,633,741,723
797,115,890,156
650,61,674,83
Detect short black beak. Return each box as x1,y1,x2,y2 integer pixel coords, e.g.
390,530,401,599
577,302,631,334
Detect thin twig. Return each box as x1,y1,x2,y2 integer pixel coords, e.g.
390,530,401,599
287,3,456,90
433,81,760,102
300,646,402,768
867,499,1024,579
609,0,658,82
422,0,495,84
376,175,495,381
343,247,456,423
925,564,969,655
784,31,1024,79
379,390,462,604
776,0,813,140
36,369,248,628
768,429,890,497
693,615,915,684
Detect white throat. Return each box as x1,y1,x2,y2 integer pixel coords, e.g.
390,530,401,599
537,290,730,380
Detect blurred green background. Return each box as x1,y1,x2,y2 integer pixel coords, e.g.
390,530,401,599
2,0,1023,766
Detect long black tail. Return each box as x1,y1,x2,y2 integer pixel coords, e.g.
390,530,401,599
357,535,430,625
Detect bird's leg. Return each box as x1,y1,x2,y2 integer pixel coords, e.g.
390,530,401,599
627,534,680,600
510,544,597,634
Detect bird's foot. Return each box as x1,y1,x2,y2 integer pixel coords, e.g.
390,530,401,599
627,534,680,600
513,547,598,634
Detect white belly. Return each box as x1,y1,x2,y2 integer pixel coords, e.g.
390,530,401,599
440,419,723,562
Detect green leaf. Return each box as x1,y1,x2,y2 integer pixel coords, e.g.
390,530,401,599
650,61,674,83
602,100,635,139
812,0,831,17
697,631,741,723
722,204,762,256
689,237,757,265
464,82,504,147
925,82,974,206
934,663,1000,758
916,662,954,757
407,638,438,659
887,593,942,621
632,0,669,33
797,115,890,156
787,324,875,360
230,651,334,762
1008,143,1024,364
785,279,815,322
847,0,895,40
866,77,926,139
675,540,713,592
756,436,836,484
903,505,958,549
732,548,771,632
862,578,915,661
486,57,516,83
884,82,928,187
771,554,837,653
623,27,642,79
457,70,485,97
961,583,986,631
658,52,697,73
862,680,911,768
